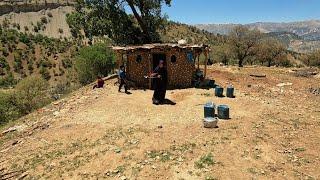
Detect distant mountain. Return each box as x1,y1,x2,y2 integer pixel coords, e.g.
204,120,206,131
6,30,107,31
196,20,320,52
196,20,320,41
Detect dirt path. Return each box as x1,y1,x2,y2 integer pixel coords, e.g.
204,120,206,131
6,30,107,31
1,66,319,180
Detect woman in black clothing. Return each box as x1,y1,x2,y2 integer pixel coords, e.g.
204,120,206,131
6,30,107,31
150,60,167,105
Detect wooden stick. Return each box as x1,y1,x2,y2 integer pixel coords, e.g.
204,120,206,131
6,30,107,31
249,74,266,78
204,49,208,79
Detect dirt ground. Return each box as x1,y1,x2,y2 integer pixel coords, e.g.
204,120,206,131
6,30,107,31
1,65,320,180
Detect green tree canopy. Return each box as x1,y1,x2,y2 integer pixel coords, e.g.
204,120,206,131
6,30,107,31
67,0,171,45
228,26,262,67
75,43,115,85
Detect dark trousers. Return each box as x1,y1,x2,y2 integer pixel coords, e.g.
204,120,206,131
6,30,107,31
119,79,128,92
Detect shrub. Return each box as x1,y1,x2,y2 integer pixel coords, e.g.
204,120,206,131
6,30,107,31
58,28,63,34
14,76,49,114
194,153,215,169
24,26,29,31
0,72,16,88
39,66,51,80
62,58,73,69
33,26,39,32
0,57,10,71
75,43,115,85
0,91,19,125
41,17,48,24
2,48,9,57
47,12,53,18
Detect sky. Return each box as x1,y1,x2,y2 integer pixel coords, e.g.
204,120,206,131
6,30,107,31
162,0,320,24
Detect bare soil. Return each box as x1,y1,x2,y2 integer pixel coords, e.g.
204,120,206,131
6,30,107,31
1,66,319,180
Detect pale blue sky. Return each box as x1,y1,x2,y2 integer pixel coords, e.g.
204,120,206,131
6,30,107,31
162,0,320,24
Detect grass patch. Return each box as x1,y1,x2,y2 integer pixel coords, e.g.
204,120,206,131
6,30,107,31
194,153,215,169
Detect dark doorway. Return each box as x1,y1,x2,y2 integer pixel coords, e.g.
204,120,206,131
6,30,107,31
152,54,166,89
152,54,166,70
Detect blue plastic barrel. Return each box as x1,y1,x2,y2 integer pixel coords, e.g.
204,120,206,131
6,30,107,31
204,102,215,118
217,105,229,119
208,80,215,88
226,86,234,98
215,86,224,97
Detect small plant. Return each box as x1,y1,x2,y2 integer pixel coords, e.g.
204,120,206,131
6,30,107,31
24,26,29,31
47,12,53,18
62,58,73,68
39,66,51,80
33,26,39,32
194,153,215,169
41,17,48,24
58,28,64,34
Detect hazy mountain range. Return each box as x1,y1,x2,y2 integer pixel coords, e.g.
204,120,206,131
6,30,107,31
196,20,320,52
196,20,320,40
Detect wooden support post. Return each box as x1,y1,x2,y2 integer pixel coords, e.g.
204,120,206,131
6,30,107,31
197,54,200,70
204,49,208,79
148,54,152,89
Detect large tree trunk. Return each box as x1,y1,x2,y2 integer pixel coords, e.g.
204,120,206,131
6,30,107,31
126,0,152,43
238,58,244,67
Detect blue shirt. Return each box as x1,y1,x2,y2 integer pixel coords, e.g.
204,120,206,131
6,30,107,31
119,70,126,79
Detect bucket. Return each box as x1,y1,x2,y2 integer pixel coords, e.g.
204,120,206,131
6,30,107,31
217,105,229,119
226,86,234,98
203,117,218,128
215,86,224,97
204,102,215,118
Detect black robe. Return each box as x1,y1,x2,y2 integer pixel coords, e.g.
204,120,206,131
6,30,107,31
153,67,167,103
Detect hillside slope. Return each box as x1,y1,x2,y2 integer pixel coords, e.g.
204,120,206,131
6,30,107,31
0,66,319,179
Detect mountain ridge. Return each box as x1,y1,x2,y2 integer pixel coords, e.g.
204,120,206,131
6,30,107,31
196,20,320,40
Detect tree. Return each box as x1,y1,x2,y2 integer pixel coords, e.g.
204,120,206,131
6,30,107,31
257,38,287,67
213,44,233,65
228,26,261,67
14,76,49,114
75,43,116,85
307,50,320,67
67,0,171,44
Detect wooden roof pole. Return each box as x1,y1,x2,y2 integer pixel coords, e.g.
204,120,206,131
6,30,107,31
148,53,152,89
197,53,200,70
204,48,208,79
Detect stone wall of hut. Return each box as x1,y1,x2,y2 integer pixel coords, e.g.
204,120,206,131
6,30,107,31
126,48,195,89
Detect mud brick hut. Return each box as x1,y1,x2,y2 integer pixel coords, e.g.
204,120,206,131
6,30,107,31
112,43,209,89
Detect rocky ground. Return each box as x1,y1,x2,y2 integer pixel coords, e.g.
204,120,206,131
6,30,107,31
0,65,319,180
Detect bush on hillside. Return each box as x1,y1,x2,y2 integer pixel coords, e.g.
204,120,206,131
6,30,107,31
39,66,51,80
14,76,49,114
0,91,19,125
75,43,115,85
0,72,16,88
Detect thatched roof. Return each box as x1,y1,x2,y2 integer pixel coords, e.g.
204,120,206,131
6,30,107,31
112,43,208,51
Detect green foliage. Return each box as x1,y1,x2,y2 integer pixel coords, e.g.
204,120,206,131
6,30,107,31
75,43,115,85
306,50,320,67
14,76,49,114
256,38,287,67
228,26,262,67
0,72,16,87
194,153,215,169
0,57,10,71
67,0,171,44
39,66,51,80
62,58,73,69
0,91,19,125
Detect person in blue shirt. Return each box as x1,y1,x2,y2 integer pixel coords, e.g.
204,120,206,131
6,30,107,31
118,65,128,93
